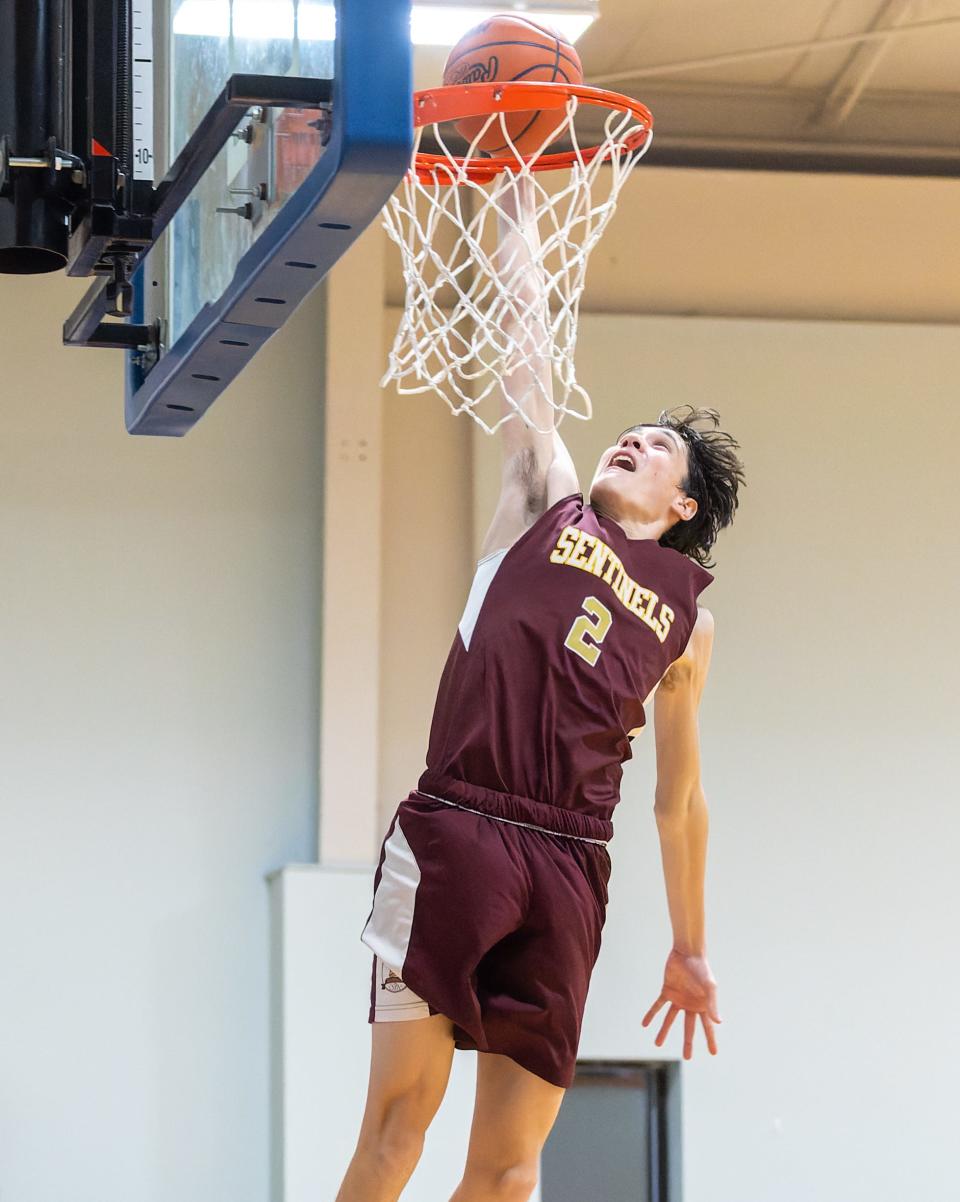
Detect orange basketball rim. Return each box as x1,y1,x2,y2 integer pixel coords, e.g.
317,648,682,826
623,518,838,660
412,81,654,184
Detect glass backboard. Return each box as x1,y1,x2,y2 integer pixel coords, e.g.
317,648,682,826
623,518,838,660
147,2,334,348
125,0,412,435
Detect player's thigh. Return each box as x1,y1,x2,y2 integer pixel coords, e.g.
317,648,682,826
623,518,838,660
356,1011,457,1153
464,1050,566,1174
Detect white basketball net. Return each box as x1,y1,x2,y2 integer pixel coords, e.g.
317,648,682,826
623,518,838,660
381,94,653,434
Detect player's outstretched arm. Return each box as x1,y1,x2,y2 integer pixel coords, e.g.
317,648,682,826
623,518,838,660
643,608,723,1060
478,175,579,559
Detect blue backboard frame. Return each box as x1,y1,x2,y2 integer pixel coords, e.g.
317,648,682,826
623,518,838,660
125,0,412,437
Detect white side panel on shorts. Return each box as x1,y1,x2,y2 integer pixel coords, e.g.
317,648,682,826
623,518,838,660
458,547,508,651
372,955,431,1021
360,816,422,970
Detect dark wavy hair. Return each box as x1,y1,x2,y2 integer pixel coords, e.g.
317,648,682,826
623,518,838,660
619,405,745,568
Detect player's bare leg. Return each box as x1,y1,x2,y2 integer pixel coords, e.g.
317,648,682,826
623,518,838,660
335,1012,456,1202
447,1052,566,1202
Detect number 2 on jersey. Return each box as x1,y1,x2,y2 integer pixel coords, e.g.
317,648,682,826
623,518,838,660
564,596,613,667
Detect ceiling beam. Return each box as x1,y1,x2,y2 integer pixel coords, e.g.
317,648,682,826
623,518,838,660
643,136,960,178
808,0,917,130
592,14,960,85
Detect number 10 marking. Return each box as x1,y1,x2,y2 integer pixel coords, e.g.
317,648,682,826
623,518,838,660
132,0,154,182
564,596,613,667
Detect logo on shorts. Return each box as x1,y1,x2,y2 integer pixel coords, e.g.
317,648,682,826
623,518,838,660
379,961,408,994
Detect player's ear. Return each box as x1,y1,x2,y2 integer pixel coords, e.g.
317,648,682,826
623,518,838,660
674,493,698,523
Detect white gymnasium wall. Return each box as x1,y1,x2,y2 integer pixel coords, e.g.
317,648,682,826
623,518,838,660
0,271,326,1202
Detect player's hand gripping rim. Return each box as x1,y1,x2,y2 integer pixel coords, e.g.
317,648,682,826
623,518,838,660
642,948,722,1060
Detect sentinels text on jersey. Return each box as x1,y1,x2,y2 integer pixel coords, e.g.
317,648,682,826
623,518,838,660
419,492,715,832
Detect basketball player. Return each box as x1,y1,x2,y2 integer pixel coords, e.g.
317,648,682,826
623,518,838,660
335,179,745,1202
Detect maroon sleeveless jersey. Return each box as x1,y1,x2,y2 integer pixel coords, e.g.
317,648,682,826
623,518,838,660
418,493,715,831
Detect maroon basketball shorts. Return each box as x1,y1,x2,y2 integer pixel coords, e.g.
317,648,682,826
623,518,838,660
360,781,613,1090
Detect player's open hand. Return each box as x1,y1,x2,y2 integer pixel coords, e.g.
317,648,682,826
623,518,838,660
642,948,721,1059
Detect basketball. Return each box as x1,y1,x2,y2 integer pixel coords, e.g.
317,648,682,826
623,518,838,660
442,14,584,157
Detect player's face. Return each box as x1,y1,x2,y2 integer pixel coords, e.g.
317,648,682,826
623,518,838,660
588,425,693,531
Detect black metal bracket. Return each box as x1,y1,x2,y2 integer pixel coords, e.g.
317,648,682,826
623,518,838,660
62,74,334,350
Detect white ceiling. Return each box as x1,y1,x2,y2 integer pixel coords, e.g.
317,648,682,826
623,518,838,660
581,0,960,90
414,1,960,172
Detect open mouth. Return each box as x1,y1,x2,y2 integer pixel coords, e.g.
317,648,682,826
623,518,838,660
609,452,636,472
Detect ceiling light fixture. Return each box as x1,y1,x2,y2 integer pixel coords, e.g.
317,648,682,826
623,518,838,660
410,2,599,46
173,1,599,48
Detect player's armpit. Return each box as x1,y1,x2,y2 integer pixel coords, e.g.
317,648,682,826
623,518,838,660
500,428,578,509
478,429,580,559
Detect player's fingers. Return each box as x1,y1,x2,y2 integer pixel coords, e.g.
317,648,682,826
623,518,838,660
701,1013,718,1055
642,995,667,1027
655,1003,679,1046
683,1010,695,1060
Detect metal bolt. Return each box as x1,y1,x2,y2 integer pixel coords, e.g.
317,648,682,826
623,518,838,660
229,183,267,200
216,202,255,220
